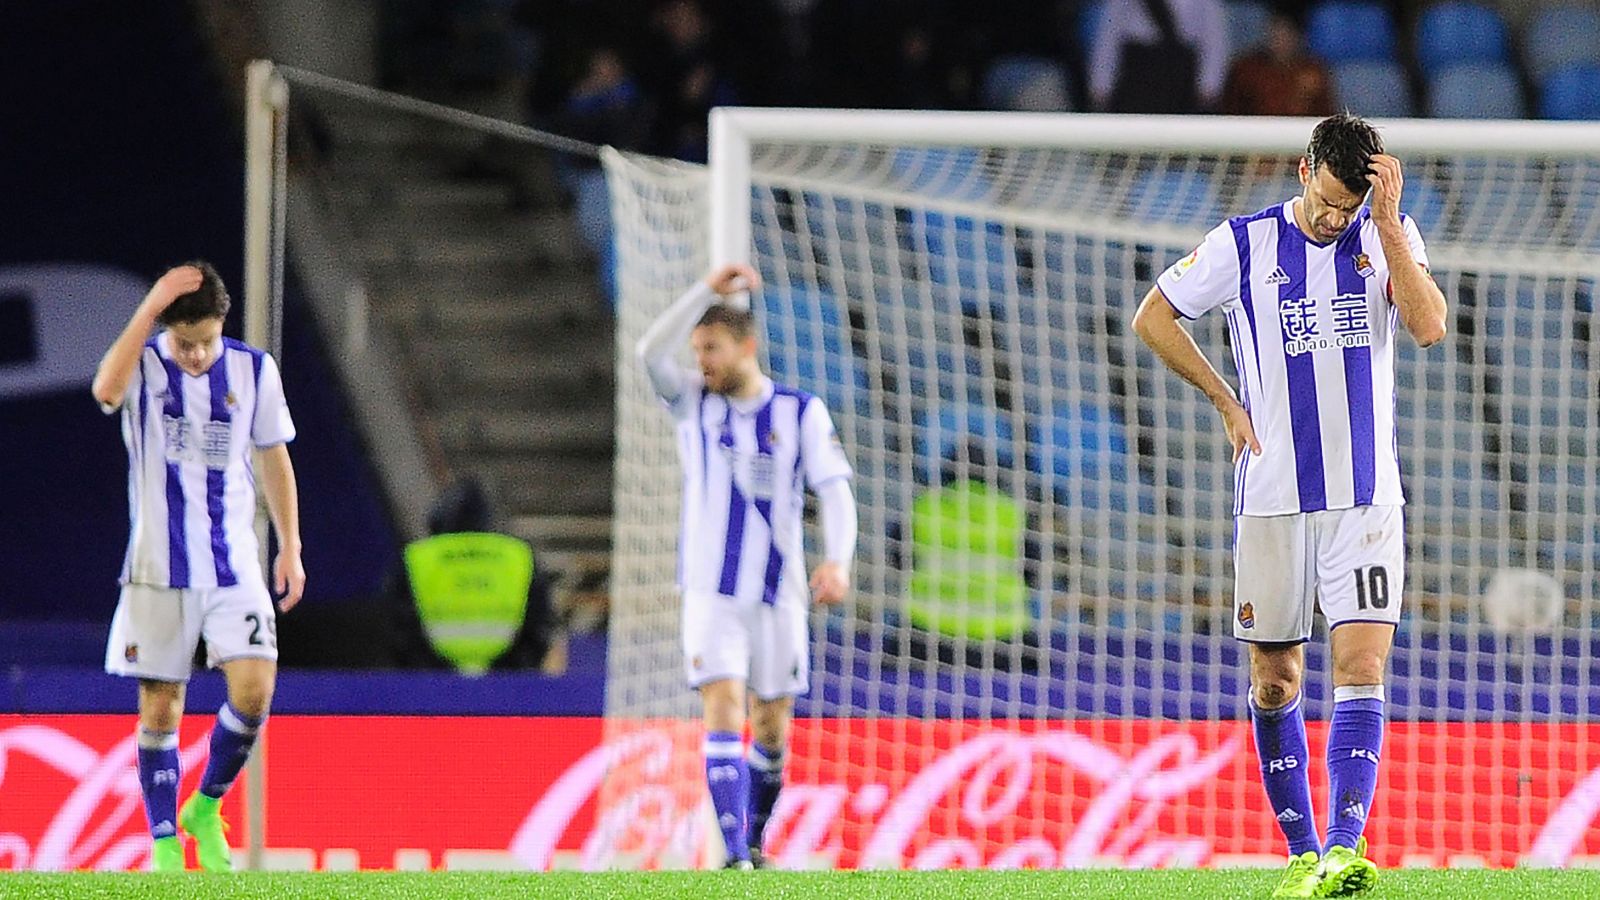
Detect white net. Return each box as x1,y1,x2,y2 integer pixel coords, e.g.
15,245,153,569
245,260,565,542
603,118,1600,869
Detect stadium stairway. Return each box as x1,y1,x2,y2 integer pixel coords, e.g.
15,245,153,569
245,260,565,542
309,101,616,612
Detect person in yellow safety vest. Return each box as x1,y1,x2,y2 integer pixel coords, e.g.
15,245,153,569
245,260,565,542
392,477,555,673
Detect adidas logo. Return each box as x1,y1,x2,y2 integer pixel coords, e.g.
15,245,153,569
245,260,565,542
1276,808,1304,823
1265,266,1291,286
1342,801,1367,821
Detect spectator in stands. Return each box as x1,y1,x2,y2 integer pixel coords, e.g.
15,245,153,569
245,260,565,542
1222,12,1337,116
391,476,560,673
1090,0,1228,113
556,46,652,153
644,0,736,162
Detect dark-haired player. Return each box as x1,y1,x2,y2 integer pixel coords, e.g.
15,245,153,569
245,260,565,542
1132,115,1447,897
92,262,305,872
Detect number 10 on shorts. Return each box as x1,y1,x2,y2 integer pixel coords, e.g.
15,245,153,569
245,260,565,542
1353,565,1390,610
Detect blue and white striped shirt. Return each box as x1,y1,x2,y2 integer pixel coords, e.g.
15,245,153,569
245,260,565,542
1157,199,1429,517
112,334,296,588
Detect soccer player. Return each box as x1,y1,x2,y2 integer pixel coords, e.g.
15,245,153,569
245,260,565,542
92,263,305,872
1132,115,1446,897
636,263,857,869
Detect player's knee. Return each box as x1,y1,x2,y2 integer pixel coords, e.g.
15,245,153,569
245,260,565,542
1334,651,1387,686
232,686,274,720
1253,679,1298,709
138,681,185,731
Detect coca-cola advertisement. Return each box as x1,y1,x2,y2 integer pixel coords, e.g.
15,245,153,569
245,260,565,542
4,715,1599,870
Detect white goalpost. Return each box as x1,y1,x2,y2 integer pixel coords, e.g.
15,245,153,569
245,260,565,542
602,109,1600,869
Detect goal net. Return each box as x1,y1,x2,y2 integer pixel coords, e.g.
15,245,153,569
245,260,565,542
602,111,1600,870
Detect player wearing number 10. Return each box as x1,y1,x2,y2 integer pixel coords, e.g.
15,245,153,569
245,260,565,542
1133,115,1448,897
92,263,306,872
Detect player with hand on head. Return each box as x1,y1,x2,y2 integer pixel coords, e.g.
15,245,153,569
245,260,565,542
1132,114,1446,898
636,263,857,870
92,262,305,872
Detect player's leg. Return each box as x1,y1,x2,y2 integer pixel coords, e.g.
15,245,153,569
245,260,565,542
746,692,793,867
683,591,754,868
1235,514,1323,898
744,593,809,868
105,584,200,871
1313,506,1402,896
179,582,279,872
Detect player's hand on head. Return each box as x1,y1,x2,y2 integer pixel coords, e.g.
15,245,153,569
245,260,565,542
1366,154,1404,225
145,265,204,311
705,263,761,298
809,561,850,606
274,551,306,613
1219,400,1262,462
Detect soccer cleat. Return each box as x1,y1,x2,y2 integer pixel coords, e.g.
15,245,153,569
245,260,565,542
721,858,754,871
151,835,185,872
748,846,770,869
1270,851,1323,898
178,792,234,872
1316,836,1378,897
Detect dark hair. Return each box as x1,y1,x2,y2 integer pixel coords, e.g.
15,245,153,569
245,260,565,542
157,260,230,326
694,303,756,339
1306,113,1384,197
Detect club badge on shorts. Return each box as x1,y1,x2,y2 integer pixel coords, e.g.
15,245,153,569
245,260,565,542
124,643,139,663
1238,602,1256,629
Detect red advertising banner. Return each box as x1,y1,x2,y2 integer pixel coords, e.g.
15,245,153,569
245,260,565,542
3,715,1599,870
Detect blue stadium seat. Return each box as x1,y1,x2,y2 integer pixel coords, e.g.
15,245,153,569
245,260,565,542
1540,64,1600,120
1332,61,1415,117
1525,6,1600,82
1079,0,1107,55
1427,64,1525,118
760,287,872,416
1126,169,1219,224
911,402,1020,474
1307,2,1398,64
983,55,1073,111
1226,0,1273,58
1400,181,1447,236
914,210,1015,313
1414,2,1511,78
1027,401,1130,506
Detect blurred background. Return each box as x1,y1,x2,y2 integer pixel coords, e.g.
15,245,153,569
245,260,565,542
0,0,1597,873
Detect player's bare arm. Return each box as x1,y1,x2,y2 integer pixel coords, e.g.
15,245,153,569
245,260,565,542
1368,154,1447,347
259,443,306,612
91,265,204,409
1132,288,1262,461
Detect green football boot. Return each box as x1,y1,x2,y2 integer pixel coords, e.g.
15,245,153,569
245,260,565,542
1270,850,1323,898
178,792,234,872
1316,836,1378,897
150,835,185,872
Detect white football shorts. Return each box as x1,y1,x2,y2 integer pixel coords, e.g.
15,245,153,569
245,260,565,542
1233,504,1405,643
681,590,809,700
105,577,279,682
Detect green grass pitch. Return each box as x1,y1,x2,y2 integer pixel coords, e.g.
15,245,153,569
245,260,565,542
4,870,1599,900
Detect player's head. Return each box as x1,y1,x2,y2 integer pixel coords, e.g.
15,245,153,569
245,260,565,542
158,261,230,374
691,304,760,395
1298,113,1384,243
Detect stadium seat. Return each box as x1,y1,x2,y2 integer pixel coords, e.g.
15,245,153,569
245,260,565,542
982,55,1073,111
1525,6,1600,82
1125,169,1219,225
1226,0,1273,58
1540,64,1600,120
1400,181,1447,236
914,209,1016,312
1078,0,1107,55
1414,2,1511,79
760,286,873,416
1027,400,1132,509
1307,2,1398,64
1426,64,1525,118
911,402,1020,473
906,479,1030,641
1332,61,1415,117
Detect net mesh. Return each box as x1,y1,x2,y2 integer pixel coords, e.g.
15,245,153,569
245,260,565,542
603,129,1600,869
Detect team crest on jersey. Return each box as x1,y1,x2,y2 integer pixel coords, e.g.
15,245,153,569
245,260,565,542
1168,247,1201,281
225,391,238,409
124,643,139,663
1354,253,1375,278
691,655,703,671
1238,602,1255,629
